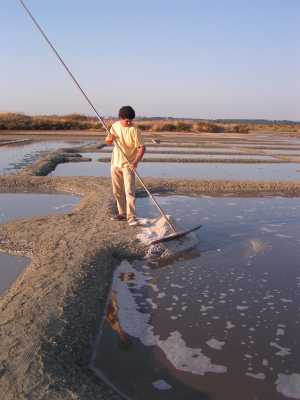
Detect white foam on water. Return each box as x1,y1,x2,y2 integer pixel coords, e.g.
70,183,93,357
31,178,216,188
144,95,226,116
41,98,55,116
152,379,172,391
159,331,227,375
276,328,285,336
270,342,291,357
170,283,184,289
280,298,293,303
53,203,75,210
261,226,278,233
146,298,158,310
246,372,266,380
276,374,300,399
276,234,293,239
200,305,214,312
206,338,225,350
226,321,235,329
149,283,159,292
113,260,227,376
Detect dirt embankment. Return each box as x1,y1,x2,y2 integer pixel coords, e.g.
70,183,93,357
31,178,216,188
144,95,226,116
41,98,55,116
2,141,300,400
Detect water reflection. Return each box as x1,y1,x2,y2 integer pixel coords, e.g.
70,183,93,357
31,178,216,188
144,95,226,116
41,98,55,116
92,196,300,399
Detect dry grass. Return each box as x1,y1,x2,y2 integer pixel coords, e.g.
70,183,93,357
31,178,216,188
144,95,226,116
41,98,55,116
0,113,103,131
0,112,299,134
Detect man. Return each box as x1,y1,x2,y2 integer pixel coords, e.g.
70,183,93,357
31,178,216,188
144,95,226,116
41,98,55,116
105,106,145,226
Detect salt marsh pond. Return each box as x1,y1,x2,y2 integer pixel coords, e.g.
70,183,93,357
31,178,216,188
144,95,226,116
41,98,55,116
92,195,300,400
0,193,79,295
51,160,300,181
2,131,300,400
0,139,91,175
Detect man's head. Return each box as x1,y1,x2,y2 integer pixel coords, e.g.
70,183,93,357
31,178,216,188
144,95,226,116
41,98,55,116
119,106,135,127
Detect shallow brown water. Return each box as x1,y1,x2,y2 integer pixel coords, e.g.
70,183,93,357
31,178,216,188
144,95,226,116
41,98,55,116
92,196,300,400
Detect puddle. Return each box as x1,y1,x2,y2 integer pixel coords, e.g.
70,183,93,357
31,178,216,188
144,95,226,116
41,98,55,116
0,193,80,223
0,140,93,175
0,253,29,295
92,195,300,400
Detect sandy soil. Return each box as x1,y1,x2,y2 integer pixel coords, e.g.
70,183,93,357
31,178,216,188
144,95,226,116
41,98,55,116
1,132,300,400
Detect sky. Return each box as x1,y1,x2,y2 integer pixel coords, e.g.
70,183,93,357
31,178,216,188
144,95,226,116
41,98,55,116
1,0,300,120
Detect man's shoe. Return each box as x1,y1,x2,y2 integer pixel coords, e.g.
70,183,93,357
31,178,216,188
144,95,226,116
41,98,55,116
128,217,140,226
110,214,126,221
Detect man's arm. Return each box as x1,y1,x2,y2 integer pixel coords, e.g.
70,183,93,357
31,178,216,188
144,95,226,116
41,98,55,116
131,145,146,170
105,134,115,145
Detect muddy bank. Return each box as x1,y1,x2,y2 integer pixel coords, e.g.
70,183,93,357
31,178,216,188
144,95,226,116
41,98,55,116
1,146,300,400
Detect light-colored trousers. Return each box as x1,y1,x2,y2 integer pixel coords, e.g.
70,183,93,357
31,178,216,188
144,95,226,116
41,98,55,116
111,166,136,220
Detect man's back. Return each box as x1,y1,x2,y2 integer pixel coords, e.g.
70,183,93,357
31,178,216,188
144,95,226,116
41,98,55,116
110,121,144,168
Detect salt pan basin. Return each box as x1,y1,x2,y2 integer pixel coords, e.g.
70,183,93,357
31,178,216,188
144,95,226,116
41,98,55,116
0,193,79,294
92,195,300,400
52,161,300,181
0,193,79,223
0,140,91,175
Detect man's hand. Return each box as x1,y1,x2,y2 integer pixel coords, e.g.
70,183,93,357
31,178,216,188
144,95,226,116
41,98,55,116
105,133,115,145
130,160,138,171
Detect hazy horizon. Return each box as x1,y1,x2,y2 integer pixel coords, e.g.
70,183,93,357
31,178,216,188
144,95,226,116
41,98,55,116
2,1,300,120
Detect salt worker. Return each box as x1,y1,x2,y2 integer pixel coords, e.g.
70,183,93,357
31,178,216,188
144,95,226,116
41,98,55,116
105,106,145,226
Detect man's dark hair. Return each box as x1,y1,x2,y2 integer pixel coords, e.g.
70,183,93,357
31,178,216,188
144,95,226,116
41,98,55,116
119,106,136,120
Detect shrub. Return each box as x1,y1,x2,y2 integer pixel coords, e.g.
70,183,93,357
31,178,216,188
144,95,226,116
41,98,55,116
175,122,192,131
194,122,224,133
136,123,149,130
232,125,250,133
